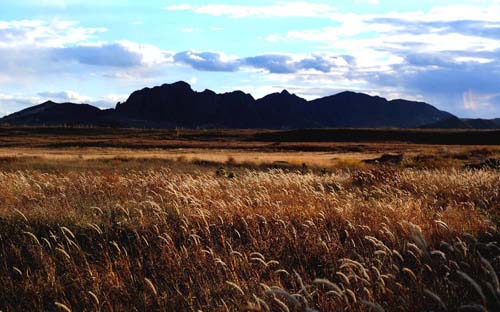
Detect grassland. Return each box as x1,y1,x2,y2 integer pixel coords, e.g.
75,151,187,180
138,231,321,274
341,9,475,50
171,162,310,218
1,127,500,311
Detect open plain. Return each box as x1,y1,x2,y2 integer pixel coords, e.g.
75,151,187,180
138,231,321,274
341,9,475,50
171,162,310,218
1,127,500,311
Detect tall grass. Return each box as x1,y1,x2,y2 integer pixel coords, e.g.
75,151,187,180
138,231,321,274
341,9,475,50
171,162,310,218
0,166,499,311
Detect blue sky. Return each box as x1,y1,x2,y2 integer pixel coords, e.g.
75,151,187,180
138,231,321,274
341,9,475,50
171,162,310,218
1,0,500,118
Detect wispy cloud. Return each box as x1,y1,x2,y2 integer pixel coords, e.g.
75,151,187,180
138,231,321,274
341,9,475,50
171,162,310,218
37,90,92,103
0,20,106,48
178,27,195,33
165,2,338,19
209,26,224,31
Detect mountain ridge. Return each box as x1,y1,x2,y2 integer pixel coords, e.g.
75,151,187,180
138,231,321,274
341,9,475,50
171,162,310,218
1,81,493,129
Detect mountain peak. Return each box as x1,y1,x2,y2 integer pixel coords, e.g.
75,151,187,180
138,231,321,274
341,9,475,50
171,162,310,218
170,81,191,88
261,89,301,100
335,90,380,98
160,81,193,92
41,100,57,105
337,90,357,95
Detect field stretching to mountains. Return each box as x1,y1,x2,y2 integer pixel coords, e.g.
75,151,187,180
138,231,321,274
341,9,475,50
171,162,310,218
1,126,500,311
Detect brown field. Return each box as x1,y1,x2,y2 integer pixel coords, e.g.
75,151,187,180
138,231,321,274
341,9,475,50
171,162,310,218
1,127,500,311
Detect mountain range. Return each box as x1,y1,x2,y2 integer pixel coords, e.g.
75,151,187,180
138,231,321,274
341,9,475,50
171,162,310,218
1,81,498,129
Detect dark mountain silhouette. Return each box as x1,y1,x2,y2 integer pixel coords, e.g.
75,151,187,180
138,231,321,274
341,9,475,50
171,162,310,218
0,81,493,129
114,82,258,128
309,91,453,128
420,116,472,129
254,90,311,128
421,117,500,129
0,101,109,125
113,85,453,128
462,118,500,129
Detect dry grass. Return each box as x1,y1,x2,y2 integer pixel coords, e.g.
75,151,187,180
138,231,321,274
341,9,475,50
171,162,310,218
0,146,380,169
1,156,500,311
0,143,498,172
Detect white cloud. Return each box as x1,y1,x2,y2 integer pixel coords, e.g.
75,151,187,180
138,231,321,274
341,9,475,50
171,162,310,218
165,2,500,22
0,92,40,106
189,77,198,85
2,0,70,7
257,2,500,110
0,20,106,48
165,2,338,19
209,26,224,31
91,93,128,108
0,19,164,84
53,40,172,67
37,90,92,103
354,0,379,4
0,19,174,84
179,27,195,33
115,40,173,66
165,4,192,11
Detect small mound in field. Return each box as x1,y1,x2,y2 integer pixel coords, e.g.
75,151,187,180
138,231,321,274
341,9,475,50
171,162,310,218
363,153,404,164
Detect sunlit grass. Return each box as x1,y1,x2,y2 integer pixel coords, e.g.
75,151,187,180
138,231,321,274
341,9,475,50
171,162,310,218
1,162,499,311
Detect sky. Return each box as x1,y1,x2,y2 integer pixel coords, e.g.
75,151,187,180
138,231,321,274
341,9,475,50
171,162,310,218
1,0,500,118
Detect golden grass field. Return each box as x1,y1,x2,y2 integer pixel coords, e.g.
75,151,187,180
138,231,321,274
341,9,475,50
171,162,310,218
1,127,500,311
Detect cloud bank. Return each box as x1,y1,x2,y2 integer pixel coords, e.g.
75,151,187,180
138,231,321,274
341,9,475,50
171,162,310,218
2,1,500,117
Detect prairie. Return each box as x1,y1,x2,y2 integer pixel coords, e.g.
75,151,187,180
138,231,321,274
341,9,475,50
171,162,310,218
0,127,500,311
